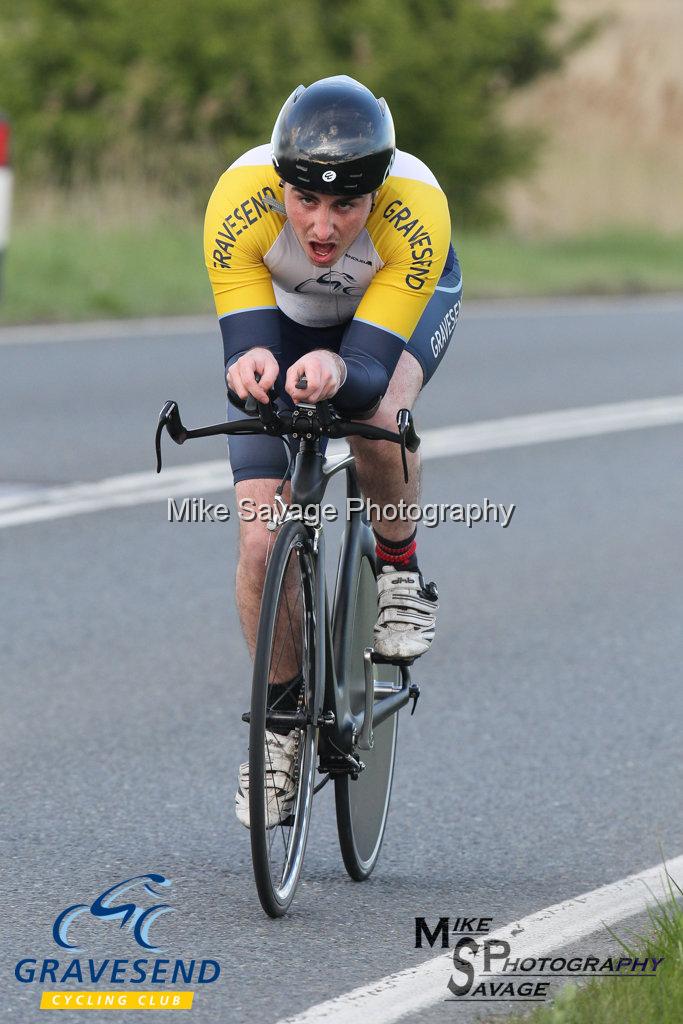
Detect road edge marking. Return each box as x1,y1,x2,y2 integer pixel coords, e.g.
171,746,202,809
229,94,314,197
2,394,682,529
272,854,683,1024
2,295,683,346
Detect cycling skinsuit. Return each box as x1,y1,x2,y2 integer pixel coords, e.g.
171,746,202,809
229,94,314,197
204,144,462,484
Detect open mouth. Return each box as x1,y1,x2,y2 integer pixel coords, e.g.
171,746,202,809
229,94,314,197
308,241,337,263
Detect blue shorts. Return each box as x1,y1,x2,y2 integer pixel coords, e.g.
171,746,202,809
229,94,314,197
228,247,462,484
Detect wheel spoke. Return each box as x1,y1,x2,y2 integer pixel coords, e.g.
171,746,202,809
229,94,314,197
250,524,317,915
269,562,303,684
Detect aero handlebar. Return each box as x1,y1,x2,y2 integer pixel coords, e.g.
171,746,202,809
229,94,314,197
155,392,420,483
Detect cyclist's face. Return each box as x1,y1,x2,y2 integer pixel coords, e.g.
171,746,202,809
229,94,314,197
284,185,373,268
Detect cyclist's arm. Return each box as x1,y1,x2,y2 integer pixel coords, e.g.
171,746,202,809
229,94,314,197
204,164,284,373
333,321,405,417
334,181,451,415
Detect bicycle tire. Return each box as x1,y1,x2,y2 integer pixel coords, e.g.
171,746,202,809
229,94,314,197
249,519,318,917
334,550,399,881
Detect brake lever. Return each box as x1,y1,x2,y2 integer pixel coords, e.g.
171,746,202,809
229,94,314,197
398,408,420,453
242,371,261,415
242,395,257,415
230,371,281,419
155,400,187,473
396,408,420,484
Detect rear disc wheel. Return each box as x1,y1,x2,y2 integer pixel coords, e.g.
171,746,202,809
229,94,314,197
335,553,399,880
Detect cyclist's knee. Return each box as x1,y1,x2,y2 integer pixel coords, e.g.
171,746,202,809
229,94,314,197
355,351,423,432
235,478,284,574
239,521,271,576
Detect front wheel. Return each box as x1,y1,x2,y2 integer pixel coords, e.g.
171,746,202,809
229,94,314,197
249,520,318,917
334,552,399,880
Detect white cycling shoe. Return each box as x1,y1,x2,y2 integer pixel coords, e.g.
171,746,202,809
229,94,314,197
235,729,298,830
373,565,439,661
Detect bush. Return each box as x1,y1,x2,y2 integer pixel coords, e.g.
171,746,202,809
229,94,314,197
0,0,585,223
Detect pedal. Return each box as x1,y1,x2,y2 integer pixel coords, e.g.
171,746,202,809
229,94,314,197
370,650,416,667
319,753,366,778
409,682,420,715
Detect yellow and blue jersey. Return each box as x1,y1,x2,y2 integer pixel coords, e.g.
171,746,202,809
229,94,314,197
204,144,458,417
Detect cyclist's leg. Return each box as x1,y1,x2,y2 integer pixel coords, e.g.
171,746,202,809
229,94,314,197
234,477,291,668
347,350,423,536
226,368,289,651
228,310,344,676
347,251,462,657
407,245,462,389
232,442,313,688
348,248,463,536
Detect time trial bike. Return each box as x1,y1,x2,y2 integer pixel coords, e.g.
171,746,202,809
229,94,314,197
155,386,424,917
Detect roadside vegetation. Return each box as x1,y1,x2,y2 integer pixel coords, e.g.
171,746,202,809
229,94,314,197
0,0,591,226
1,2,681,326
503,0,683,235
491,882,683,1024
1,186,680,324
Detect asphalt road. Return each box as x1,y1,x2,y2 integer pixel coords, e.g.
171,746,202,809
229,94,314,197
2,296,682,1023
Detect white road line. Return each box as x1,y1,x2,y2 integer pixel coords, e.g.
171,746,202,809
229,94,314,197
1,295,682,346
2,394,682,530
0,315,217,346
273,855,683,1024
419,394,683,458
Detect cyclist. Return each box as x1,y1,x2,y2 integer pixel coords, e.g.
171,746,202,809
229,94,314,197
204,75,461,827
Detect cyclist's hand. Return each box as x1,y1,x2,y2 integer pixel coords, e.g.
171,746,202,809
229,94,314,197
226,349,279,405
285,350,346,404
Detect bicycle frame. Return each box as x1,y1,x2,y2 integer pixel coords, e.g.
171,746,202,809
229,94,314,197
286,433,415,770
155,396,420,772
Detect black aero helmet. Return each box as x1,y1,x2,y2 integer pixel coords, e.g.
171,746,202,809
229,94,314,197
271,75,395,196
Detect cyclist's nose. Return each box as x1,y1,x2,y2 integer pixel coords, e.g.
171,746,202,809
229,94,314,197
311,206,335,241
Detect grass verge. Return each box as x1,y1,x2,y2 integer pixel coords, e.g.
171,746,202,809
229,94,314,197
492,879,683,1024
456,230,683,299
0,191,681,325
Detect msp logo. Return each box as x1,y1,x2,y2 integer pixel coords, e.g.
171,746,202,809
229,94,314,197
414,916,664,1005
53,873,174,953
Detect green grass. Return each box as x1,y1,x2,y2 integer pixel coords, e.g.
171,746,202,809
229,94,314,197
457,229,683,299
0,216,214,324
0,197,682,325
491,879,683,1024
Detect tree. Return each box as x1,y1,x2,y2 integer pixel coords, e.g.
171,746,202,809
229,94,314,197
0,0,587,223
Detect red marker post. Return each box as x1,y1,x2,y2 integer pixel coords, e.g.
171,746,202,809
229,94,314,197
0,114,12,301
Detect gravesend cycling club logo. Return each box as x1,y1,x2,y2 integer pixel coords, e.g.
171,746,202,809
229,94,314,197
294,270,363,296
14,872,220,1012
53,873,174,953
